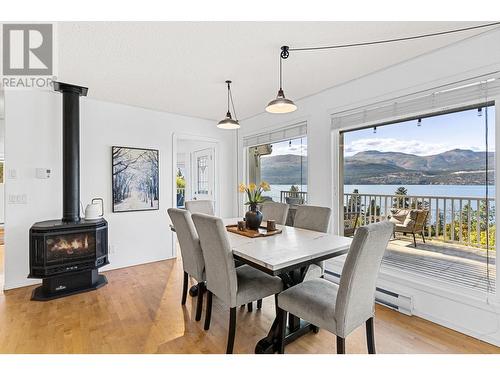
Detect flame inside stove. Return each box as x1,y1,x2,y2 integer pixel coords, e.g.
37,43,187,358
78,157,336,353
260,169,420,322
48,234,90,255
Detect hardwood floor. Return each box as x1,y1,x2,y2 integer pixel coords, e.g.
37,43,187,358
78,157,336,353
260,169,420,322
0,256,498,354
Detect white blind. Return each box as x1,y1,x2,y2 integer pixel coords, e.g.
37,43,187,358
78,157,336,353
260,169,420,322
332,75,500,130
243,122,307,147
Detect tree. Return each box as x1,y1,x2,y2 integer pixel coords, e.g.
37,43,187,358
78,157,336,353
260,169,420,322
346,189,361,214
453,201,495,248
393,186,410,208
176,174,186,190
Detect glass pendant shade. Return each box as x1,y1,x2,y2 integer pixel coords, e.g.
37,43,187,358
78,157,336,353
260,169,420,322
266,89,297,114
217,111,240,129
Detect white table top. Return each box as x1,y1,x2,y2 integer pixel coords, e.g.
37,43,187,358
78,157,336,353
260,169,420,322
223,218,352,275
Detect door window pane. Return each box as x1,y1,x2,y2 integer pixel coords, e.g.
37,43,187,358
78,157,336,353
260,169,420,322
197,156,209,194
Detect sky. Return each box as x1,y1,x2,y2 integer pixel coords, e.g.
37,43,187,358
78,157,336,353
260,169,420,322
344,106,495,157
264,137,308,156
257,106,495,158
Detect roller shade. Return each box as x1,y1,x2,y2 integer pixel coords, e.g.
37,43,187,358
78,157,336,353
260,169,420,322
332,75,500,131
243,122,307,147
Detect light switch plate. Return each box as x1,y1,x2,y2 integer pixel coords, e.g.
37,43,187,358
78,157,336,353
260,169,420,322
36,168,51,179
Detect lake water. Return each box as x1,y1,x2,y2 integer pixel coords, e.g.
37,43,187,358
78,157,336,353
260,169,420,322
344,185,495,198
266,184,495,202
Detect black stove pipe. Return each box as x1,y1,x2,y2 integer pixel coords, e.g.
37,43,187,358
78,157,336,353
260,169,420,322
54,82,88,223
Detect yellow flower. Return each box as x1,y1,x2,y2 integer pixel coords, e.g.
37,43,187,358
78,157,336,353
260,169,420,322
248,183,257,192
260,181,271,192
238,183,246,193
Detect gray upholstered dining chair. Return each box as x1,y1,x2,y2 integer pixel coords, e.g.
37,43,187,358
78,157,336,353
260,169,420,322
186,198,262,312
261,202,289,225
293,205,332,280
191,213,283,354
185,200,215,215
167,208,206,322
277,221,394,354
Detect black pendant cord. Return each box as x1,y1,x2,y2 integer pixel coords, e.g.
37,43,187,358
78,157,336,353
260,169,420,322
227,81,231,114
279,55,283,90
229,84,238,121
280,22,500,58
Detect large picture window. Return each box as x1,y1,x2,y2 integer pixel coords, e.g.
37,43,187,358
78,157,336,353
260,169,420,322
247,136,307,204
340,105,496,294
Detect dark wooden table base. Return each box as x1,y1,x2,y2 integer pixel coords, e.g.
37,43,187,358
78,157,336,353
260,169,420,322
254,267,319,354
189,285,199,297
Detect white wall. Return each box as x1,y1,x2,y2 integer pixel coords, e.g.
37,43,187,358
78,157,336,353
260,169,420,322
240,28,500,346
3,89,236,290
0,117,4,224
0,90,5,224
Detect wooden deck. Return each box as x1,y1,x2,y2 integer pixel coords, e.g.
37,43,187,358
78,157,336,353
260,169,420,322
381,238,496,293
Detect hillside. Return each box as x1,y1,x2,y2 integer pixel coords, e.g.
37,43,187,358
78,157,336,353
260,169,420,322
260,149,494,185
345,149,494,185
348,149,493,172
260,154,307,184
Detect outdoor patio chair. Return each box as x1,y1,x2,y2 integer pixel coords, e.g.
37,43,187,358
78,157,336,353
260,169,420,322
389,209,429,247
344,212,360,237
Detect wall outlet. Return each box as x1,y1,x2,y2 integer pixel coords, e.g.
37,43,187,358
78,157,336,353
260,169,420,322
109,244,116,254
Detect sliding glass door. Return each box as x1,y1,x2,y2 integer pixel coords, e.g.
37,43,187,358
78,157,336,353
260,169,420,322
339,105,496,295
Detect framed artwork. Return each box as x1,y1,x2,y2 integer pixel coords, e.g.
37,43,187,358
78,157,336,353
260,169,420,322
112,146,159,212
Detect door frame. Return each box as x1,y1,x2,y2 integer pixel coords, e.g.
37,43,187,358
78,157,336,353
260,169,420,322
171,132,221,257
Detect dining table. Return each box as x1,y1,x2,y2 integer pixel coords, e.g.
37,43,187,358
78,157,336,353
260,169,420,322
222,218,352,354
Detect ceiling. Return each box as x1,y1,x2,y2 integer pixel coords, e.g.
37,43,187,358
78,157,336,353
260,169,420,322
56,22,495,121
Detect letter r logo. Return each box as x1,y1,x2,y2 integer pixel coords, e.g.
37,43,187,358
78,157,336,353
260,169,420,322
3,24,53,75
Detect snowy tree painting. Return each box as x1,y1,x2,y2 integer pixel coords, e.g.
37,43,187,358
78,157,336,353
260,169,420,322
112,146,159,212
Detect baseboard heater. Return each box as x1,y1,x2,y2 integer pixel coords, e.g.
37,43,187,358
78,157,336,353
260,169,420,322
324,270,413,316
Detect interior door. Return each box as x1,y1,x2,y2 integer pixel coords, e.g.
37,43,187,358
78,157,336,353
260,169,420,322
192,148,215,203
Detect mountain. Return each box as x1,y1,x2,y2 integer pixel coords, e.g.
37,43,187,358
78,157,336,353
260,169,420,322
344,149,494,185
259,149,493,185
260,154,307,184
348,150,427,170
348,149,493,172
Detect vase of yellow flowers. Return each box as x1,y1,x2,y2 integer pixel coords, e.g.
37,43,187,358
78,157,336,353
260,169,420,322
238,181,271,230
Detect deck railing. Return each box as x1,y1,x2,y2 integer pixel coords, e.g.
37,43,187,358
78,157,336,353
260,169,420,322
344,192,495,250
280,190,308,204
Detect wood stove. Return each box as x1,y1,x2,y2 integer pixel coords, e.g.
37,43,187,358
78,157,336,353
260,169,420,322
29,82,109,301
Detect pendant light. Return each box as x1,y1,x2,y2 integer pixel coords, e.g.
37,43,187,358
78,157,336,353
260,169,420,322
263,24,500,115
266,46,297,114
217,80,240,129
